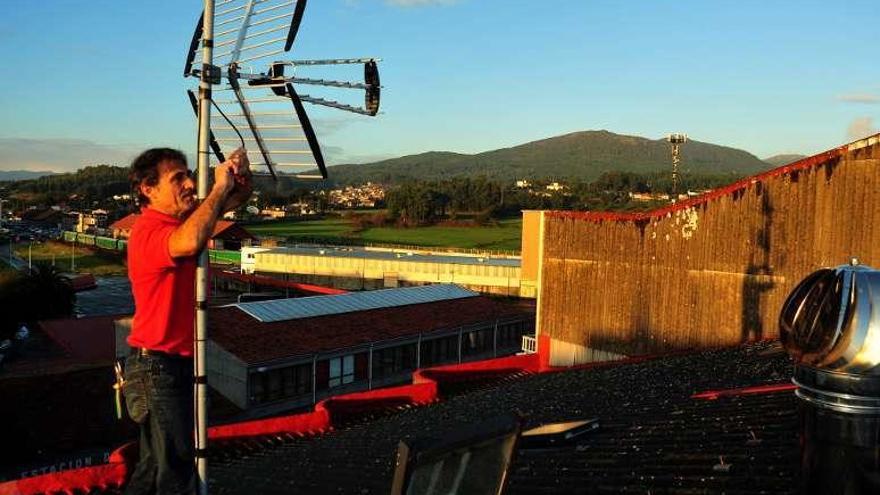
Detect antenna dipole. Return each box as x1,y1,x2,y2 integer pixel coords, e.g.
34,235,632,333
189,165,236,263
195,1,215,494
666,133,688,196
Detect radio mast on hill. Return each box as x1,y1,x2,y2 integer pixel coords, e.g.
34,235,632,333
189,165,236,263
666,133,688,197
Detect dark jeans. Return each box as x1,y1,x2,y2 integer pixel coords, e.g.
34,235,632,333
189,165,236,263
123,352,195,495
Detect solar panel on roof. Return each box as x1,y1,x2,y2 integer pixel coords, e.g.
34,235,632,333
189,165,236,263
233,284,478,322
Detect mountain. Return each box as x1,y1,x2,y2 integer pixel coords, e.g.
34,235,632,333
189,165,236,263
325,130,772,185
0,170,56,182
763,154,807,167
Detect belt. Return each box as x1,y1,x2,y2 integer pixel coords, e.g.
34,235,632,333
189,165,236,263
130,347,189,359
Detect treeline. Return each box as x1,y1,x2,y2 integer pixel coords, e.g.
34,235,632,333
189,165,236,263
386,172,744,225
4,165,131,209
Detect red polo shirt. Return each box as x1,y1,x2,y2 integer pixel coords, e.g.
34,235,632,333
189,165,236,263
127,207,196,356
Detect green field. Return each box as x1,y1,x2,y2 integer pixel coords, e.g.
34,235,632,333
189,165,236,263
243,217,523,252
14,241,127,276
244,219,353,239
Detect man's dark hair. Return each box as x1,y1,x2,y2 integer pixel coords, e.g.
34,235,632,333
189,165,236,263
130,148,188,207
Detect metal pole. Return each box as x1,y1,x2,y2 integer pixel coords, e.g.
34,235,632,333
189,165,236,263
195,2,215,494
28,243,31,270
493,319,498,358
367,344,373,390
311,354,317,404
71,240,75,272
458,327,463,364
416,333,421,369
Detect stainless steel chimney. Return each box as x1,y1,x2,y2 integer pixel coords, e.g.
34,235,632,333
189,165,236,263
780,259,880,494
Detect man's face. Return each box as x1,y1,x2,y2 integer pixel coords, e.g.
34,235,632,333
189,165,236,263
141,160,196,218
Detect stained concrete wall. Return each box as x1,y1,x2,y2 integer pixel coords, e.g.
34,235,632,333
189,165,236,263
537,135,880,359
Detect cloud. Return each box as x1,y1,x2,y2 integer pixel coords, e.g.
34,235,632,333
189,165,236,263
0,138,142,173
846,117,877,141
385,0,459,6
837,93,880,104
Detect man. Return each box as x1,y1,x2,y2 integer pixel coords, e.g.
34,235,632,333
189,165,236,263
123,147,252,494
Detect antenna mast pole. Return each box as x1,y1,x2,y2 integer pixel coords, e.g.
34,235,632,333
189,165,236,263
666,133,688,198
195,1,215,494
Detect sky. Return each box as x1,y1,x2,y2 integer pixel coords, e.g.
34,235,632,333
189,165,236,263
1,0,878,173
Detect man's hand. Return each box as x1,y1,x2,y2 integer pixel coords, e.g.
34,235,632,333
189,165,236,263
213,159,237,197
222,148,254,213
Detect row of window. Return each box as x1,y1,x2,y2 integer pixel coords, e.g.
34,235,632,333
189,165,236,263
248,320,531,405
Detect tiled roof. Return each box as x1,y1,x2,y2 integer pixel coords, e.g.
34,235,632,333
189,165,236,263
207,342,797,494
233,284,477,322
210,295,535,364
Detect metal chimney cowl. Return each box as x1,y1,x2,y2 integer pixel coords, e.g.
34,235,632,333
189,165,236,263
780,259,880,495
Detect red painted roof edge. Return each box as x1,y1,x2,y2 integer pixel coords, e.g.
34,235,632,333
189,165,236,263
546,134,879,223
691,382,797,400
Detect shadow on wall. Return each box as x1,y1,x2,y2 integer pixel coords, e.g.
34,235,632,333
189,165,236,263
742,191,775,342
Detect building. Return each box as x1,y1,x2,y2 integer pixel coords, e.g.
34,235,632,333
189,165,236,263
259,207,287,219
75,209,109,234
109,213,256,250
114,284,534,418
526,133,880,365
241,245,526,296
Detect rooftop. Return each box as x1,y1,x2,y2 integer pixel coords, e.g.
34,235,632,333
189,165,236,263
207,341,796,494
210,293,535,364
232,283,477,322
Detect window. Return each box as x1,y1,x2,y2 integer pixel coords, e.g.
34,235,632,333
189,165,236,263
372,344,417,379
249,362,313,405
328,355,355,388
421,335,459,366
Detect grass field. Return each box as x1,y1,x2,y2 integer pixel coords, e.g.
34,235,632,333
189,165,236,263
243,217,523,252
244,218,353,239
13,241,127,276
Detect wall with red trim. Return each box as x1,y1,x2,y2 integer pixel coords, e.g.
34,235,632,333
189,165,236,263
539,135,880,355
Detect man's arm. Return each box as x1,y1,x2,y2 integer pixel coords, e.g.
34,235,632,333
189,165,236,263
168,159,238,258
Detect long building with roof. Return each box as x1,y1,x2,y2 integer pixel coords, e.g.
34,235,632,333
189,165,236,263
241,244,531,296
116,284,534,418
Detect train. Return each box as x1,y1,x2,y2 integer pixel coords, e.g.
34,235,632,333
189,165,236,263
61,231,240,265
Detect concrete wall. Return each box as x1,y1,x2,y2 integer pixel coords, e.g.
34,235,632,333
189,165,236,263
519,211,542,298
207,341,248,409
537,135,880,361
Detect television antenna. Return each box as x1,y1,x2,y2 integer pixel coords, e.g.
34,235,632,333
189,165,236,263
183,2,381,493
666,133,688,196
184,0,381,180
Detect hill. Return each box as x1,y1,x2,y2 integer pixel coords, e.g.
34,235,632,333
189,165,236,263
325,130,772,185
763,154,807,167
4,165,130,206
0,170,56,182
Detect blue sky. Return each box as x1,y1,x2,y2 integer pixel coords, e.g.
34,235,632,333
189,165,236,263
1,0,878,172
